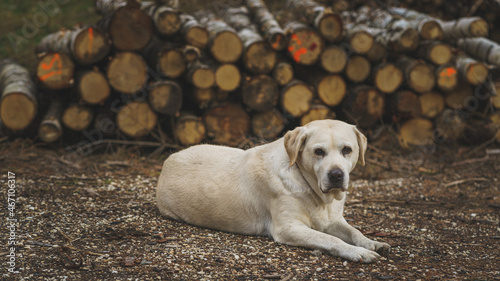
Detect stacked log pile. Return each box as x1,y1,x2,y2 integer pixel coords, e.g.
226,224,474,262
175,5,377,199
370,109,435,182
0,0,499,148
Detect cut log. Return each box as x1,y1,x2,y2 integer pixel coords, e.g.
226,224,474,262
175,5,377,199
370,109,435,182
286,0,343,42
223,7,276,74
419,91,445,119
388,7,443,40
142,38,186,79
444,81,473,109
174,113,206,146
386,90,422,119
38,98,63,143
373,62,403,94
251,109,285,139
195,11,243,63
416,41,452,65
300,104,336,126
492,81,500,108
343,25,374,55
215,64,241,92
272,61,294,86
342,86,384,128
345,55,370,83
301,69,346,107
186,60,215,89
435,64,458,91
460,117,498,145
107,52,148,94
395,55,435,93
180,14,209,49
189,87,215,109
204,103,250,146
96,0,153,51
320,45,347,73
434,109,466,143
75,69,110,105
116,101,158,138
439,17,488,42
490,112,500,143
0,60,37,131
244,0,287,51
36,53,75,90
398,118,434,148
242,75,279,111
35,25,111,65
94,110,116,136
456,57,489,86
281,80,314,117
457,37,500,68
366,40,387,63
62,104,93,131
285,22,325,65
148,80,183,115
141,1,181,36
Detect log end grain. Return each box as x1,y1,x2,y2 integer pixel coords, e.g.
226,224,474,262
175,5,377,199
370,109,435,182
185,26,209,49
78,70,110,105
398,118,434,148
287,25,324,65
148,80,183,115
109,5,153,51
210,31,243,63
36,53,75,90
469,18,489,38
345,55,370,83
320,45,347,73
444,82,473,109
399,29,420,51
436,65,458,91
242,75,279,112
62,105,93,131
374,63,403,94
420,21,443,40
465,62,489,85
155,7,182,36
281,80,313,117
243,41,277,74
215,64,241,92
0,93,37,131
107,52,148,94
158,49,186,78
317,74,346,107
73,26,111,65
419,91,445,119
316,12,343,42
408,63,436,93
300,104,336,126
38,121,62,143
492,84,500,109
251,110,285,140
272,62,294,86
175,114,206,146
116,102,157,138
350,31,373,54
204,103,250,146
490,112,500,143
429,43,452,65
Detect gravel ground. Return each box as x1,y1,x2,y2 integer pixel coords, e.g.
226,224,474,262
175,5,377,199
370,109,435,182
1,140,499,280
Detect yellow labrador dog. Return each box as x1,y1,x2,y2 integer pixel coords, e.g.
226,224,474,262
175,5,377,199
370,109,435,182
157,120,390,262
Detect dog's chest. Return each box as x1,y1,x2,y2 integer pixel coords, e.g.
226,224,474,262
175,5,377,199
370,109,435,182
308,201,344,231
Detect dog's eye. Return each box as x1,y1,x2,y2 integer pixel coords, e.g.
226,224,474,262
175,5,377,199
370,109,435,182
314,148,326,157
342,146,352,156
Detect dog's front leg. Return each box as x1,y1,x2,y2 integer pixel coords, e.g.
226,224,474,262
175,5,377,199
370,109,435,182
325,219,391,256
272,223,382,263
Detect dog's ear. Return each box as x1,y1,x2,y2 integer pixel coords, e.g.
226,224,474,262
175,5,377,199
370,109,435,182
284,127,307,167
354,127,367,166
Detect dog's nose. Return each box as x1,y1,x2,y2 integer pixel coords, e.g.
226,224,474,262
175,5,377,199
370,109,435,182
328,168,344,183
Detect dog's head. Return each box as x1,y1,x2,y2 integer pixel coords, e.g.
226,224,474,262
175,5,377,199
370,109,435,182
284,120,367,199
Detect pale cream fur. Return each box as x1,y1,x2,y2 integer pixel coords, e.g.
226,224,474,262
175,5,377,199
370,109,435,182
157,120,390,262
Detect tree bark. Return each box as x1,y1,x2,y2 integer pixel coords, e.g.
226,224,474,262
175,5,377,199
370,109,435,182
116,101,158,138
36,53,75,90
148,80,183,115
35,25,111,65
174,113,206,146
62,104,93,131
457,37,500,68
245,0,287,51
96,0,153,51
251,109,285,139
106,52,148,94
388,7,443,40
204,103,250,146
438,17,489,42
75,69,110,105
281,80,314,118
242,75,279,111
0,60,38,131
38,98,63,143
141,1,181,36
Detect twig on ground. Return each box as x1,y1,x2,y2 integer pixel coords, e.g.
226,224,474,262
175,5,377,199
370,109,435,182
443,177,490,187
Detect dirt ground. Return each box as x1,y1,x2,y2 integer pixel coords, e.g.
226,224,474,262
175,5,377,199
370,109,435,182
1,138,499,280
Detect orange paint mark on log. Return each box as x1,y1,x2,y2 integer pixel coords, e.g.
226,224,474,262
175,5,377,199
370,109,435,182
292,47,307,63
440,67,457,77
39,70,63,81
87,27,94,55
41,53,62,70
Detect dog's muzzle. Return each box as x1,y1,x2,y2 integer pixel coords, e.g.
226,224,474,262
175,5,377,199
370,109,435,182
325,168,346,192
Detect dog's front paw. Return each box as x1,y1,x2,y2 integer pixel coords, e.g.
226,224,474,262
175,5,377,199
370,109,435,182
341,246,381,263
358,239,391,257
